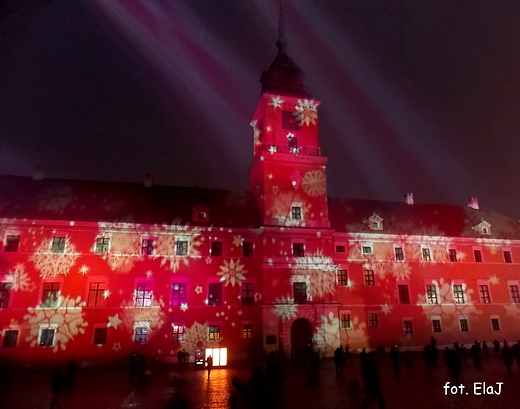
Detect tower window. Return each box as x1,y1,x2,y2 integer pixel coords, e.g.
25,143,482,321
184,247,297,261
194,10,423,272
291,206,302,220
292,243,304,257
4,235,20,252
211,241,223,257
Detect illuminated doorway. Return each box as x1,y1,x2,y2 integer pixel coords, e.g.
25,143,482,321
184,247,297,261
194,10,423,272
291,318,312,360
204,347,228,366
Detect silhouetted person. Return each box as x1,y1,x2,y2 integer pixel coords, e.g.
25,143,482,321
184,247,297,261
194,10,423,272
361,353,385,409
482,341,489,357
360,348,367,364
504,339,510,349
206,355,213,379
470,341,481,368
50,366,67,409
451,348,462,382
430,337,437,349
502,346,514,376
129,353,138,385
423,345,433,377
493,339,501,356
460,344,468,367
66,360,77,394
344,344,351,364
390,345,399,378
512,341,520,368
333,347,344,374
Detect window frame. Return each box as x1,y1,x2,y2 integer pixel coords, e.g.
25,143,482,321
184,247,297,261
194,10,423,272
133,321,150,344
431,316,442,334
340,313,352,329
175,240,189,256
2,328,19,348
490,315,501,332
425,283,438,305
422,247,432,262
477,280,491,304
208,324,221,341
94,237,110,255
211,241,223,257
368,312,379,328
40,281,61,308
241,321,253,339
503,249,513,264
292,242,305,257
38,323,59,347
208,282,223,306
92,324,108,346
364,269,375,287
51,237,66,254
508,280,520,303
134,280,154,307
336,269,348,286
293,282,307,304
4,234,20,252
473,248,483,263
458,315,470,333
448,248,457,262
402,318,413,335
241,282,255,305
394,247,404,261
171,323,186,342
397,283,411,305
171,281,188,307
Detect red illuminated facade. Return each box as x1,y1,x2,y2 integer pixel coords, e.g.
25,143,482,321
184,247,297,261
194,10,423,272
2,22,520,365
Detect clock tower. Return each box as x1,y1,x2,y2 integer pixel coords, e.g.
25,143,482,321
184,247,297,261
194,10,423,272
248,5,330,229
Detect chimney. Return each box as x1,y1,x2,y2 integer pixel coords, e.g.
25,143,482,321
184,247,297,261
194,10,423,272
144,174,153,188
404,193,414,205
32,167,44,181
467,197,479,210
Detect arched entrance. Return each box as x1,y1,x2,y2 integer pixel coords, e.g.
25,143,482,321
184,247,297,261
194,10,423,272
291,318,313,360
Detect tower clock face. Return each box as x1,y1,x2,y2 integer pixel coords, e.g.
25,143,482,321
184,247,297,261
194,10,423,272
282,110,302,130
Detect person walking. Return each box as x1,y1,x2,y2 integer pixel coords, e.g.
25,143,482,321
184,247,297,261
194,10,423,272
390,345,399,379
502,346,514,377
333,347,344,374
206,355,213,379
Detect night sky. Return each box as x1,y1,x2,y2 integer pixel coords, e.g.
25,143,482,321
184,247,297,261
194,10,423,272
2,1,520,219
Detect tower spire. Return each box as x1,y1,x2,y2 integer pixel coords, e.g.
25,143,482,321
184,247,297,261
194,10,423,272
276,0,287,54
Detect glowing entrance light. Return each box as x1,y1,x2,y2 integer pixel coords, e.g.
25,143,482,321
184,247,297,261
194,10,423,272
205,347,228,366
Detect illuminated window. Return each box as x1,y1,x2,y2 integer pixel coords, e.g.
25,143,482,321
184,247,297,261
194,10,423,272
395,247,404,261
422,248,431,262
474,250,483,263
93,328,107,346
208,325,221,341
241,283,255,305
453,284,465,304
171,324,186,342
242,323,253,339
39,326,56,347
431,317,442,334
403,320,413,335
87,282,106,307
134,322,149,344
211,241,223,257
362,245,372,255
2,329,18,348
292,243,304,257
335,245,346,253
426,284,438,304
479,284,491,304
368,313,378,328
95,238,110,254
4,235,20,252
208,283,222,306
291,206,302,220
293,282,307,304
51,237,66,254
176,241,188,256
135,282,153,307
509,285,520,303
336,270,348,286
340,313,351,329
504,250,512,264
0,283,12,308
398,284,410,304
243,242,254,257
448,249,457,262
458,316,469,332
490,316,500,332
171,283,187,306
141,239,154,256
364,270,375,287
41,282,60,308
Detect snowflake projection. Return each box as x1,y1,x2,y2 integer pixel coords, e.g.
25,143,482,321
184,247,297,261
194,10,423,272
98,223,142,273
391,263,412,280
274,296,297,321
103,290,111,299
233,236,243,247
30,237,79,277
504,304,520,319
489,275,499,285
416,278,480,336
38,184,74,214
253,126,262,152
341,316,368,350
24,295,88,352
293,250,336,298
5,263,36,292
154,223,204,273
120,298,166,339
314,312,340,352
79,265,89,275
380,304,392,315
270,95,284,108
182,321,218,354
268,191,312,222
294,99,318,126
301,170,327,197
217,259,247,287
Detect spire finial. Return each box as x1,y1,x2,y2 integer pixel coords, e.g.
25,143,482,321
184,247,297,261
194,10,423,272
276,0,287,54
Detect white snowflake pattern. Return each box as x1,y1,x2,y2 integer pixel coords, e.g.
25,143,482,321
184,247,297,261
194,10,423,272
294,99,318,126
490,275,499,285
24,295,88,352
381,304,392,315
270,95,284,108
274,296,297,321
182,321,218,354
79,265,89,275
5,263,36,292
233,236,243,247
30,237,79,277
217,259,247,287
301,170,327,197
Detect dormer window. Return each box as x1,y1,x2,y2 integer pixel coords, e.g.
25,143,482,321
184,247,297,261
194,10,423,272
192,205,210,222
366,213,383,231
472,220,491,236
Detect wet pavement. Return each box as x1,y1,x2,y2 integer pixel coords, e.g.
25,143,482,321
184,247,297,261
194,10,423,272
3,352,520,409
